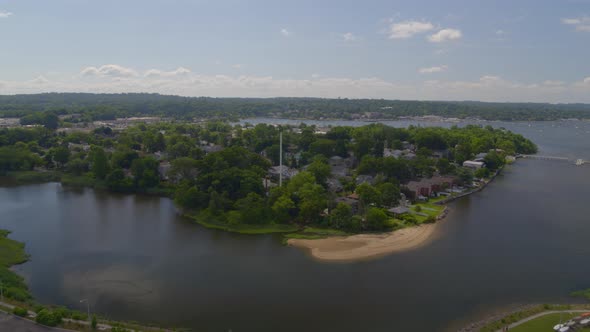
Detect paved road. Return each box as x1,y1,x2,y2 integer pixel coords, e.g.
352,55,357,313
497,310,590,331
0,310,67,332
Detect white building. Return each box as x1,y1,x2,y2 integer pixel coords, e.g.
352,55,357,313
462,160,485,169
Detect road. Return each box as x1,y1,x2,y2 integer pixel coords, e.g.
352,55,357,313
496,310,590,331
0,310,74,332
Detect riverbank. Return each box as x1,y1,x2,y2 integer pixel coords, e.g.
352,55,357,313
287,166,505,262
287,222,439,262
0,228,174,331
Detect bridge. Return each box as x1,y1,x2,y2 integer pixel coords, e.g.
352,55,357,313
521,155,588,165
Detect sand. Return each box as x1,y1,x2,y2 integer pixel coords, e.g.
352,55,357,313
287,223,440,262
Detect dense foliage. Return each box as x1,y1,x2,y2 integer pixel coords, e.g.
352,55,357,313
0,119,536,233
1,93,589,121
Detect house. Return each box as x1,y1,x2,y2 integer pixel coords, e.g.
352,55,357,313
356,174,375,185
388,206,410,216
474,152,488,162
329,156,352,177
268,165,299,180
335,195,359,214
404,176,456,199
463,160,485,169
158,161,172,180
327,177,344,192
384,148,403,158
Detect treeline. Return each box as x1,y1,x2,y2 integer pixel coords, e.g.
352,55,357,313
1,93,590,121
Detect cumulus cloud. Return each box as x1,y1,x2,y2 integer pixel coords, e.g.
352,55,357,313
3,66,590,103
342,32,357,41
428,28,462,42
387,20,434,39
419,65,448,74
80,64,137,78
0,10,13,18
280,28,290,37
562,17,590,32
144,67,191,78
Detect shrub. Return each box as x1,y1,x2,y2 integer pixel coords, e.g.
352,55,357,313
35,309,62,327
13,307,27,317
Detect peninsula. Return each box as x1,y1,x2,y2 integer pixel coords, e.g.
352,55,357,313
1,113,537,261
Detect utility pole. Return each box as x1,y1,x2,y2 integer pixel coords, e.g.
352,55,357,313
279,130,283,187
80,299,90,323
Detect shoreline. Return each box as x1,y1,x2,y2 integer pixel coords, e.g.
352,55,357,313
287,221,441,262
288,167,505,262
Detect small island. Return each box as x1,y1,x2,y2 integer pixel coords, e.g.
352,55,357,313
1,114,537,261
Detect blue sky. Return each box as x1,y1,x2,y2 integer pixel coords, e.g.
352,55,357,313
1,0,590,102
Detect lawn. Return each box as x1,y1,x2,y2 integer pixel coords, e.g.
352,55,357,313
192,216,299,234
510,312,584,332
409,202,445,223
283,227,349,241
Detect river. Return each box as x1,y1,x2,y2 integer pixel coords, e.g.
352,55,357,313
1,119,589,331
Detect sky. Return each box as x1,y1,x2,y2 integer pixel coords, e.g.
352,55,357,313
1,0,590,102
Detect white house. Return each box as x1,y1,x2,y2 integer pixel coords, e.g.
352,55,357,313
462,160,485,169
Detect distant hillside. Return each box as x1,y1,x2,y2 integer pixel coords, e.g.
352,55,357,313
1,93,590,121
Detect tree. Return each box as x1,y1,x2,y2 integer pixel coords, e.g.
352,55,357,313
90,146,109,179
131,157,160,189
366,207,388,231
377,182,401,207
356,182,381,210
330,203,352,229
50,146,70,168
91,314,97,330
307,157,331,187
474,167,491,179
436,158,453,175
298,183,326,223
235,193,268,224
271,195,295,223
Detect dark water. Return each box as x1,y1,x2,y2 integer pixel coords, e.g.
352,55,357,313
1,120,590,331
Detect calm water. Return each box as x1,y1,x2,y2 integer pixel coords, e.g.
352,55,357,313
1,119,590,331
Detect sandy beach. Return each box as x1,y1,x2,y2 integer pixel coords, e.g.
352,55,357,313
288,222,440,262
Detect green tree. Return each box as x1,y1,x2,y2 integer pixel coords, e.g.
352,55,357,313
90,146,110,179
307,157,331,187
50,146,70,168
366,207,388,231
91,314,97,330
330,203,352,229
356,182,381,210
271,195,295,223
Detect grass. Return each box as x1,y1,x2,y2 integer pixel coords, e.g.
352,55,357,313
408,202,445,223
480,305,573,332
0,230,32,303
283,227,349,241
509,312,582,332
190,214,299,234
572,288,590,300
6,171,62,184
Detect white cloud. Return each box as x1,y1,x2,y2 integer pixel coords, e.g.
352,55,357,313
232,64,244,69
280,28,290,37
543,80,565,86
419,65,448,74
496,29,505,35
387,20,434,39
0,10,13,18
311,73,321,79
562,17,590,32
4,66,590,103
342,32,357,41
428,28,462,42
80,64,137,77
144,67,191,78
